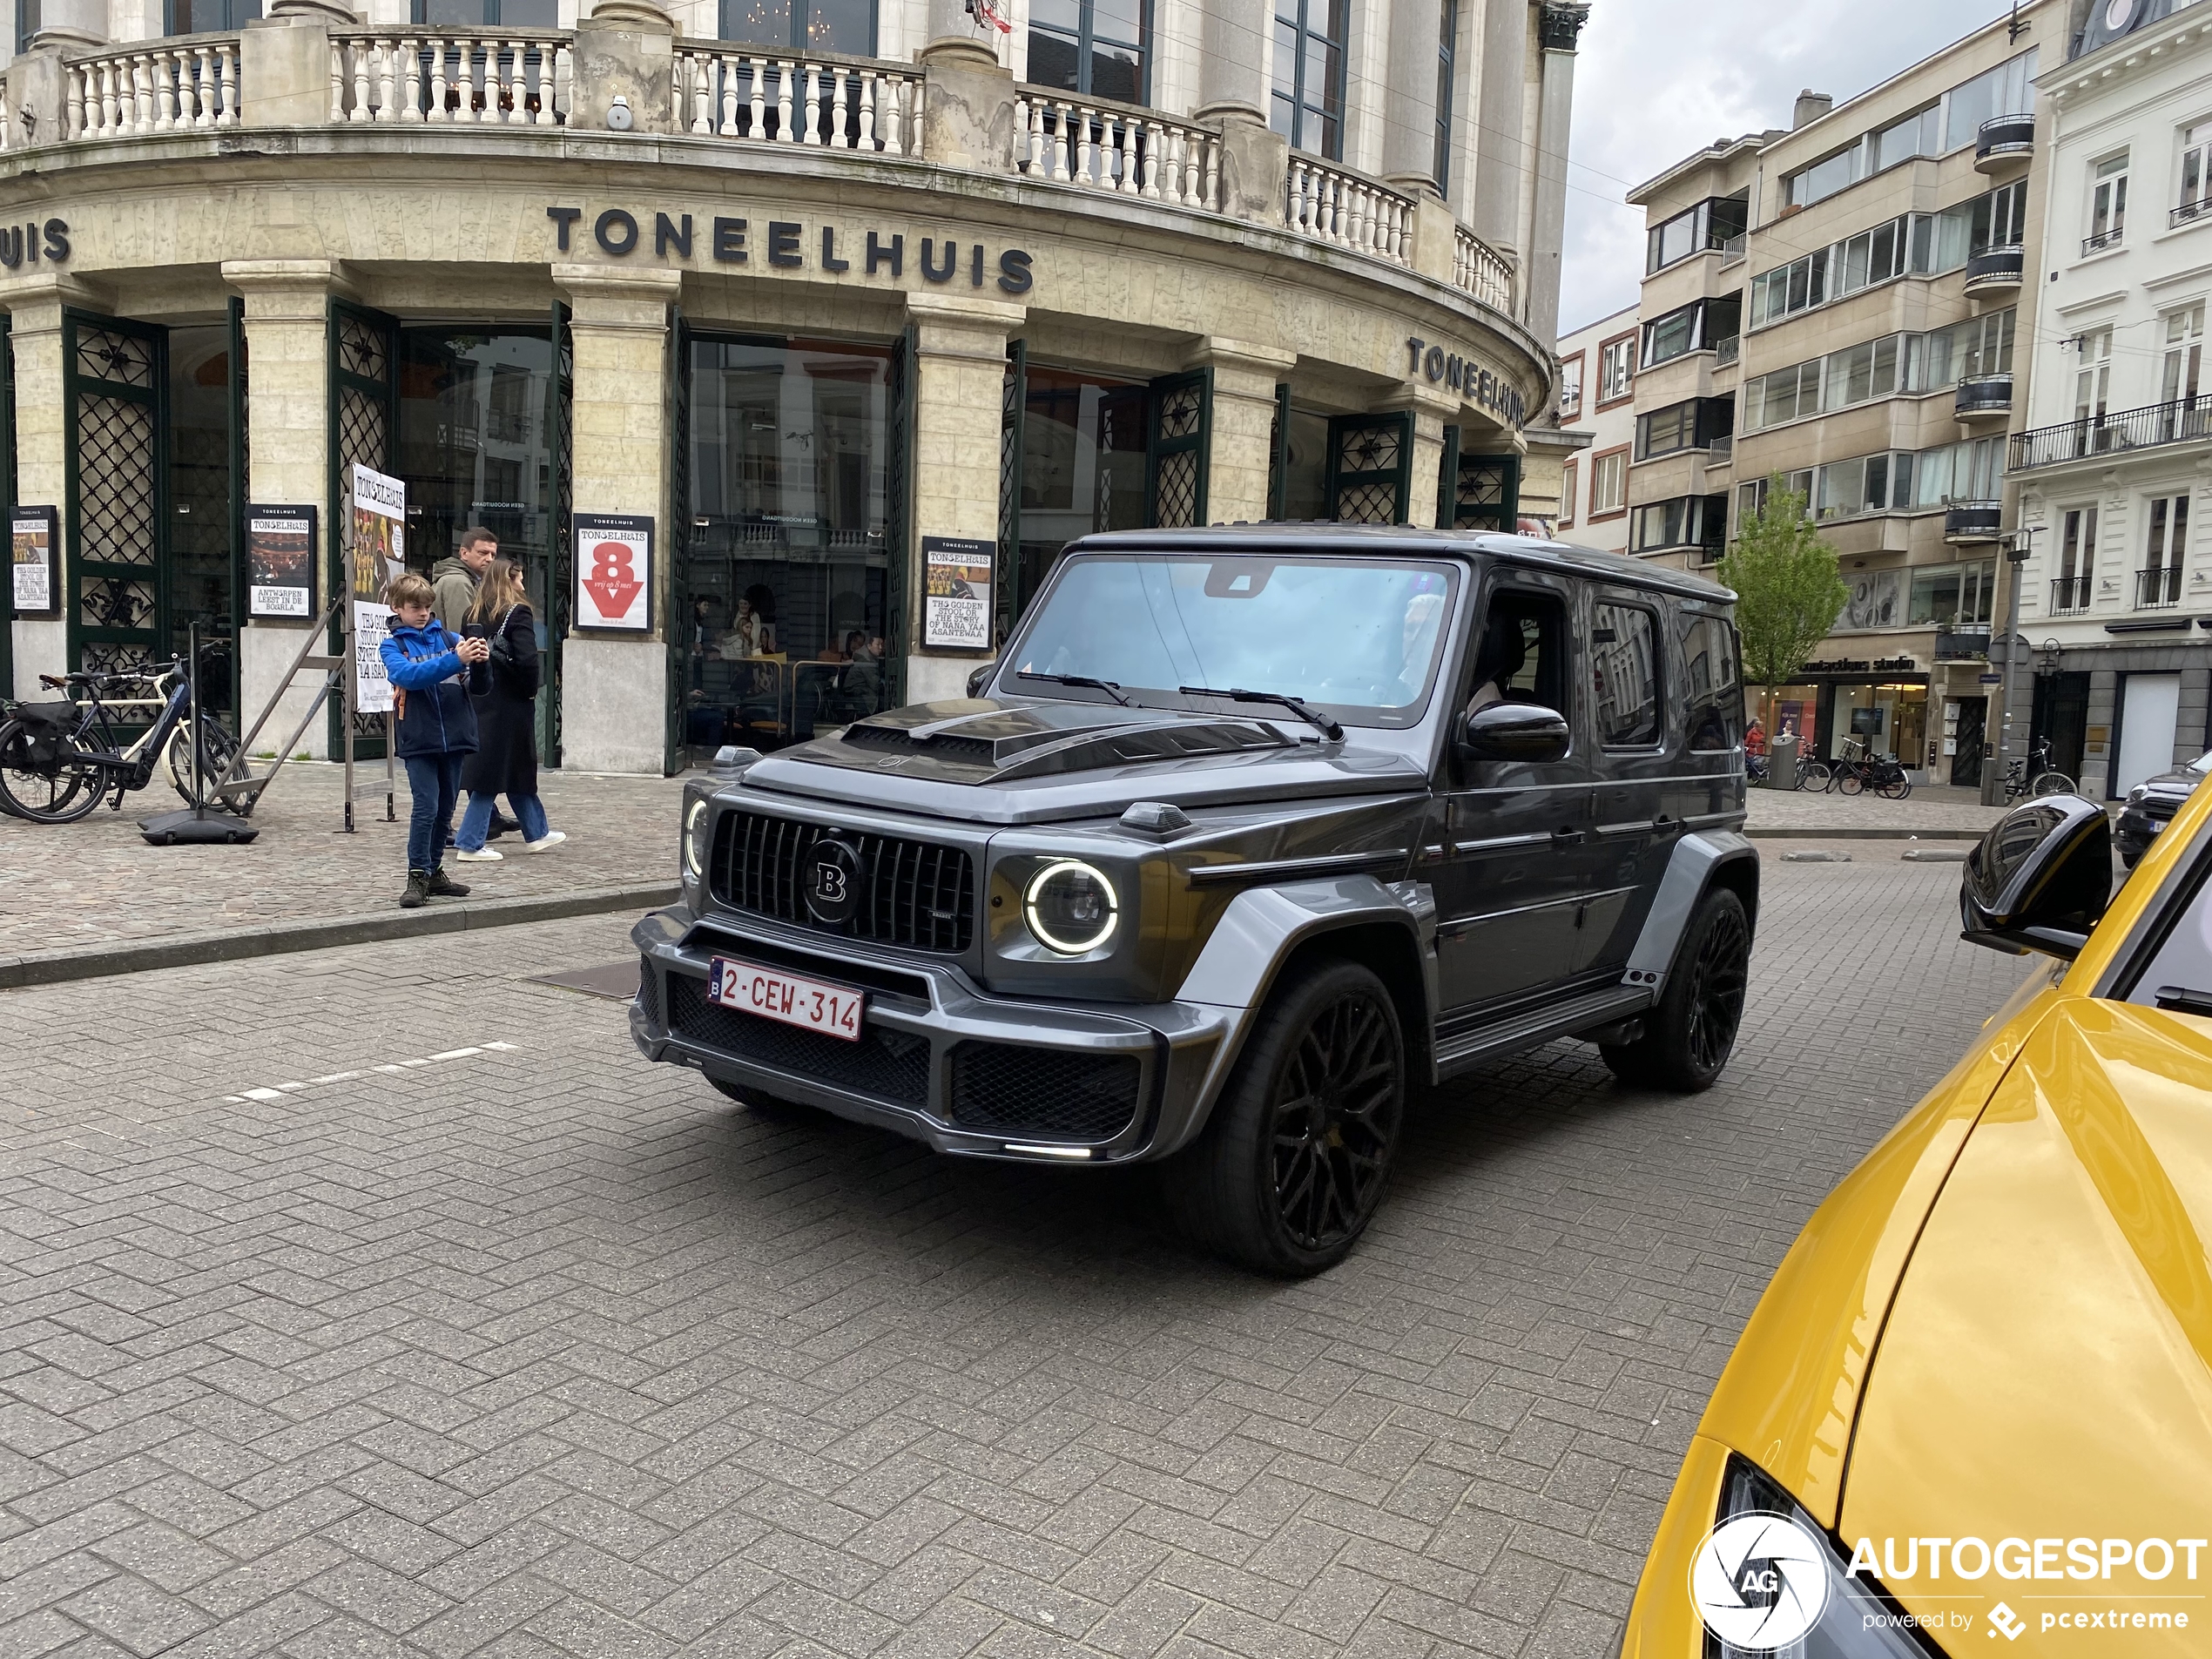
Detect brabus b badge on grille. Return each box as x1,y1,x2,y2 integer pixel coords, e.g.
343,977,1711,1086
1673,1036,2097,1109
805,838,867,927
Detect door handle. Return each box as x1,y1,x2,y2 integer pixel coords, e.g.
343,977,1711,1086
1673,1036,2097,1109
1550,826,1587,847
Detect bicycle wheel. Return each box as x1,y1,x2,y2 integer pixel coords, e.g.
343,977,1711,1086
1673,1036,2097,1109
1837,766,1865,795
1797,759,1831,791
0,721,108,823
2031,771,2076,797
165,718,241,804
1878,774,1912,800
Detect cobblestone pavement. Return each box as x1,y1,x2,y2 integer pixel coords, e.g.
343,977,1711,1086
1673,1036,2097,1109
0,766,687,959
1743,781,2001,835
0,859,2029,1659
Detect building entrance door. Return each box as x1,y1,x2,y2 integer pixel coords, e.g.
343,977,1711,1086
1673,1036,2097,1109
2114,672,2182,797
2033,671,2090,785
1948,697,1985,786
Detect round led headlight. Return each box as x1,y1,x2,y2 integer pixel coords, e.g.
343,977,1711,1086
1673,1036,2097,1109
1022,860,1119,954
684,799,711,880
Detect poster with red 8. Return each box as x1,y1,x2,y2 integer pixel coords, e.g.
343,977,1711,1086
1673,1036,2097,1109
574,513,655,632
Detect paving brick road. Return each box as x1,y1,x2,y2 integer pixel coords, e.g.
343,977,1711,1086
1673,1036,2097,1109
0,857,2027,1659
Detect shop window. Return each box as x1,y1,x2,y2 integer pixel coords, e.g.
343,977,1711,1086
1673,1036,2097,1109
1590,602,1660,745
1680,613,1741,752
410,0,555,24
1271,0,1345,159
1028,0,1146,105
167,0,261,31
682,336,894,753
718,0,873,55
1831,682,1927,765
1015,367,1147,610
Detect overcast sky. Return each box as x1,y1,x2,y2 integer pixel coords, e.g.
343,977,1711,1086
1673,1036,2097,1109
1559,1,2027,339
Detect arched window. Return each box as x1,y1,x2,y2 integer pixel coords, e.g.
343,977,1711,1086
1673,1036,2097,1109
1028,0,1148,106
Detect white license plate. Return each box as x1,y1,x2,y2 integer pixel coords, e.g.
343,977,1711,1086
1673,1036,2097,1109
707,958,865,1042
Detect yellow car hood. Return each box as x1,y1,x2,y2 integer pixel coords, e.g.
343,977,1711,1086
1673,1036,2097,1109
1841,998,2212,1649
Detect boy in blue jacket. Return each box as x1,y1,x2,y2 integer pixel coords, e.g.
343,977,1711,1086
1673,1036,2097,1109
379,572,492,909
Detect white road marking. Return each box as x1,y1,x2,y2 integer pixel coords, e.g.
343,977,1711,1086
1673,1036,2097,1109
220,1042,519,1103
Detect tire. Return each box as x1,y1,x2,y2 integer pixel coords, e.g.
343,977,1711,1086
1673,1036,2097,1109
1797,760,1831,791
1837,766,1865,795
1163,958,1406,1277
1599,888,1751,1093
165,718,240,805
1878,774,1911,800
0,721,106,824
2031,771,2075,797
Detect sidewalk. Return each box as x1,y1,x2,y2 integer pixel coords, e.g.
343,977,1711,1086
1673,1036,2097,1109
0,762,685,986
1743,780,2003,839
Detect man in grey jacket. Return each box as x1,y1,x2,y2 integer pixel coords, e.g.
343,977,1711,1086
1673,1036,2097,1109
430,527,498,634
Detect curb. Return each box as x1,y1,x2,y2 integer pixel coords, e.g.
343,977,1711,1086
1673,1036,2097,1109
0,883,679,991
1746,827,1987,841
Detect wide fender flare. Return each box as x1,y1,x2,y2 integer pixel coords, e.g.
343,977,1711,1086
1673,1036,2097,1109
1161,874,1438,1155
1623,829,1758,996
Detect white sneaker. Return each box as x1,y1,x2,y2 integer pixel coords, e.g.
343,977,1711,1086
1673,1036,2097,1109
453,846,502,862
523,830,567,853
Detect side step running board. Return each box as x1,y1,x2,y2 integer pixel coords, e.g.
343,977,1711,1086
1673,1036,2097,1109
1433,982,1655,1080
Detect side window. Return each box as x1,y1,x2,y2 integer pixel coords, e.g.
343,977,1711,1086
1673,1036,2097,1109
1681,611,1743,752
1467,589,1570,718
1591,600,1662,746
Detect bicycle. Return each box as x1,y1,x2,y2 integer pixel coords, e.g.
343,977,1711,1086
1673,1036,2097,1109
1999,738,2075,801
1830,735,1912,799
0,656,239,824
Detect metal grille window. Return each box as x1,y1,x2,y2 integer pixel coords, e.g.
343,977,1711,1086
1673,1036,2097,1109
330,302,397,758
1146,370,1208,529
1271,0,1345,159
66,316,165,686
1028,0,1146,105
1327,415,1409,524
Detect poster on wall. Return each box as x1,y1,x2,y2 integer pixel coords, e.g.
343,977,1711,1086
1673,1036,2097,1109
574,514,654,632
246,505,317,621
1841,569,1903,632
921,535,993,650
349,465,405,715
10,507,57,617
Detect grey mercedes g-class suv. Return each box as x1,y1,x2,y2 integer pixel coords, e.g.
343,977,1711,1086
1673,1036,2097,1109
631,526,1757,1274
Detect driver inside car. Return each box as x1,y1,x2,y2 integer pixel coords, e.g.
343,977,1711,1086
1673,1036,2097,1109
1467,608,1527,716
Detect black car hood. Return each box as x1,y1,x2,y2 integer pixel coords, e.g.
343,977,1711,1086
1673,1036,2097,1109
739,698,1430,825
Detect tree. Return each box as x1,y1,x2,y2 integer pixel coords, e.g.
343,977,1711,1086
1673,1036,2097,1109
1717,476,1849,691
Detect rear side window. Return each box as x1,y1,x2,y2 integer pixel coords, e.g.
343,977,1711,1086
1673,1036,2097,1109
1591,601,1662,745
1681,612,1743,752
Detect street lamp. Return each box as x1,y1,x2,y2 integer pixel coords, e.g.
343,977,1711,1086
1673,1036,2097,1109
1987,526,2037,805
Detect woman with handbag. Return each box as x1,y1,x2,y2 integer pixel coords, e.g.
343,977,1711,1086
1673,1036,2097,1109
451,558,565,861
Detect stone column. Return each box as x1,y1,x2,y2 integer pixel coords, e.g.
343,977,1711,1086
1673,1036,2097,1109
241,16,337,128
555,263,681,775
226,259,347,760
571,0,678,137
1194,0,1290,224
27,0,105,48
904,290,1023,705
1470,0,1527,260
1380,0,1442,197
920,37,1017,172
1382,386,1460,529
1190,339,1295,524
1526,3,1588,344
0,273,99,692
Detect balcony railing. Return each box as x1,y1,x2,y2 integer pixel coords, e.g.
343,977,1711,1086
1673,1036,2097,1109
1705,433,1733,462
1934,625,1992,661
2137,565,2184,610
2082,226,2125,256
7,29,1517,313
1963,246,2025,290
1975,112,2033,171
2010,394,2212,469
1954,373,2013,418
1713,334,1740,366
1717,233,1745,269
2174,197,2212,229
1944,501,2004,542
2049,576,2093,614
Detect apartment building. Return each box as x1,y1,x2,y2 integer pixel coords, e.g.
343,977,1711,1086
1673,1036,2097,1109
1552,300,1637,551
2004,0,2212,800
1624,3,2055,783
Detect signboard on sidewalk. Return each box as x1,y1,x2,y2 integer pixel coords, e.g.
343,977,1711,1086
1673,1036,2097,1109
921,535,993,651
349,465,405,715
574,514,654,632
10,506,57,617
246,505,317,621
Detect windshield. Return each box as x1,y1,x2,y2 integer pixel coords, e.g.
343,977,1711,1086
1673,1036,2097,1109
1008,555,1460,727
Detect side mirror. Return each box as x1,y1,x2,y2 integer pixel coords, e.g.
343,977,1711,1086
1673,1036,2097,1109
966,662,996,698
1959,793,2112,960
1459,701,1571,765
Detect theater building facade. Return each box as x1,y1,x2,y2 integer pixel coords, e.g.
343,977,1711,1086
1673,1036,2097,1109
0,0,1573,773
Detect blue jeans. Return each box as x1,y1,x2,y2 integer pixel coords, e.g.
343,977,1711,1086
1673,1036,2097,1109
403,753,467,874
457,791,549,851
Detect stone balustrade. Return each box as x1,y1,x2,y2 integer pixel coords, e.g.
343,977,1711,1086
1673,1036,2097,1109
0,24,1514,315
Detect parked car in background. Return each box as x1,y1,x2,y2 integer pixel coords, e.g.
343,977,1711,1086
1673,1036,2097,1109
1617,783,2212,1656
2117,749,2211,867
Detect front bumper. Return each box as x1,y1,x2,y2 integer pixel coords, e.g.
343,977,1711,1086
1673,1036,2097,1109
630,902,1241,1163
2114,806,2173,864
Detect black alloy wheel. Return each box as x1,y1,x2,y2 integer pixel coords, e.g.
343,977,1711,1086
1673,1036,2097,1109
1164,959,1406,1276
1600,887,1751,1093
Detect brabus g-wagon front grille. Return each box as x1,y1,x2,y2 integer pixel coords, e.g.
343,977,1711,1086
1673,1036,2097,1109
709,810,975,954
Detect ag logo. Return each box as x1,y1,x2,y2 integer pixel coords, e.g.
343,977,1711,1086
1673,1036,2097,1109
1689,1513,1831,1652
804,837,866,927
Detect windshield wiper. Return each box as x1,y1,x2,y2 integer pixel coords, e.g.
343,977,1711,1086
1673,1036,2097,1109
1177,685,1344,742
1015,671,1136,708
